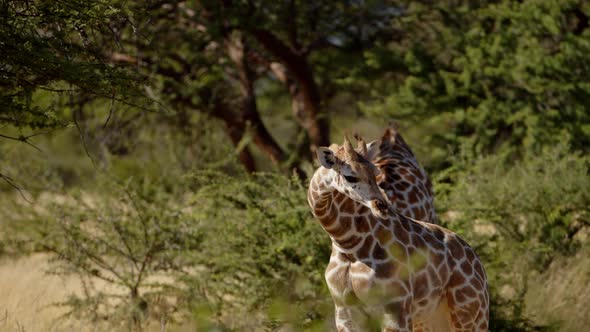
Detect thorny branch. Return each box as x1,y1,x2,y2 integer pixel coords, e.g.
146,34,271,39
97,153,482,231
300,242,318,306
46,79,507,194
0,172,32,203
0,133,43,152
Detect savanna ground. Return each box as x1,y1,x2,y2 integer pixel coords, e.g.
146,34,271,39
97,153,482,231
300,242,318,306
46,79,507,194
1,1,590,331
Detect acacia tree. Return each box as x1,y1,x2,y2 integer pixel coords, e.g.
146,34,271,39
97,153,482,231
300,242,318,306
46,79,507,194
7,1,588,173
1,0,399,173
42,180,202,330
98,0,396,173
0,1,140,129
0,0,152,192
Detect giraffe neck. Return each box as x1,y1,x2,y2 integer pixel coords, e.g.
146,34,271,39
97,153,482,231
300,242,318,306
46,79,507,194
309,168,424,260
308,167,374,252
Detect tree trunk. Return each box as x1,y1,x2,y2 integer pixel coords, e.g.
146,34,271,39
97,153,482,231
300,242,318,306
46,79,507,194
224,33,306,178
251,29,331,154
268,62,312,162
224,123,257,173
226,34,287,165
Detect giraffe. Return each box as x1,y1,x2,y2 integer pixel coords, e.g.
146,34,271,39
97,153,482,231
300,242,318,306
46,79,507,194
369,125,436,224
307,136,489,332
325,125,436,225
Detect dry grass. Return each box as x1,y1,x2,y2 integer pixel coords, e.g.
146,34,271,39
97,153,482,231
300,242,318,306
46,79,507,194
0,254,197,332
0,253,90,331
525,247,590,332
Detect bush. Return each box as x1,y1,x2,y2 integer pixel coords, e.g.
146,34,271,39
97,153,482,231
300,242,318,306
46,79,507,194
41,178,202,331
439,146,589,260
361,0,590,160
436,146,589,330
31,170,333,331
182,171,332,330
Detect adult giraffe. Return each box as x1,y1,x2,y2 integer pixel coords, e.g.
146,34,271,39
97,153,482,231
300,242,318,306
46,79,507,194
307,136,489,332
366,125,436,224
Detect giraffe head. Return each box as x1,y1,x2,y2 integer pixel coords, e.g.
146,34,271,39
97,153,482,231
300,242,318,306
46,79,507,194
316,135,390,219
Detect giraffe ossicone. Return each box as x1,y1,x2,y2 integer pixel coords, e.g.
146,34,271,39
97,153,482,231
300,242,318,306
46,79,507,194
308,133,489,332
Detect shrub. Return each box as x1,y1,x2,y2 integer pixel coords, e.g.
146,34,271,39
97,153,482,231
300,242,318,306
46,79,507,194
41,178,202,331
182,171,332,330
436,146,589,330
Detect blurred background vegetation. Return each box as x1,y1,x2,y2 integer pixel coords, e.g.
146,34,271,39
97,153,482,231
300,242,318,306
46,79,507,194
1,0,589,331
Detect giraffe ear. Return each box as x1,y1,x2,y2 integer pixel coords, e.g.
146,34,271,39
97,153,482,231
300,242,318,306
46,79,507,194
365,139,380,161
317,147,339,169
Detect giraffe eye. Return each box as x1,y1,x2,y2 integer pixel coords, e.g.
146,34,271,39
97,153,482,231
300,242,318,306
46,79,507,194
344,175,359,183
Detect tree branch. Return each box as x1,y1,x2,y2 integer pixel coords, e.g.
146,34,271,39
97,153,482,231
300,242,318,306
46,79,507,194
213,102,257,173
0,133,42,152
0,172,32,203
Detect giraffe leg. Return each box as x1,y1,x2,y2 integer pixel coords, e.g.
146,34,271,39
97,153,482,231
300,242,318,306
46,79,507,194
381,300,412,332
334,304,368,332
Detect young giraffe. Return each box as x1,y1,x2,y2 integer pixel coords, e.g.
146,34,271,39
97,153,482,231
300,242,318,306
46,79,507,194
307,136,489,332
327,127,438,330
322,127,439,330
335,125,436,225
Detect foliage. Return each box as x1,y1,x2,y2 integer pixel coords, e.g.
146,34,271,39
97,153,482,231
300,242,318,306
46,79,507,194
362,0,590,160
0,0,408,172
1,0,589,331
0,0,146,129
41,178,202,330
440,146,589,262
2,144,587,330
182,171,332,330
436,146,590,331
